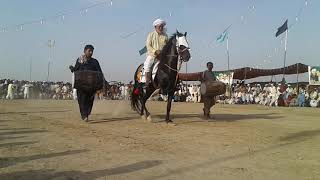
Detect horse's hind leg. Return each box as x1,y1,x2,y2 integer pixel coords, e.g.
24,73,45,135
143,89,154,122
145,105,152,122
140,99,146,120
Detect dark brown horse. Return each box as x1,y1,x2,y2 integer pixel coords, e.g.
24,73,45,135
131,31,191,124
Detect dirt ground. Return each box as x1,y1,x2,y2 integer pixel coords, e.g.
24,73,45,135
0,100,319,180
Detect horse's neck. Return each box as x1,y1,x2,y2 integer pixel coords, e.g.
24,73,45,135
160,44,178,71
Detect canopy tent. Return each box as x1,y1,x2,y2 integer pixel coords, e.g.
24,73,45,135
224,63,308,80
178,63,309,81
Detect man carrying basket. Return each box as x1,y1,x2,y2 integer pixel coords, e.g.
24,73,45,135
69,45,104,122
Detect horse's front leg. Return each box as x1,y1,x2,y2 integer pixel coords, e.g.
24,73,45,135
166,95,174,123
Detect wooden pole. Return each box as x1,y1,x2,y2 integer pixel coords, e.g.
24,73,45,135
282,30,288,80
296,63,299,91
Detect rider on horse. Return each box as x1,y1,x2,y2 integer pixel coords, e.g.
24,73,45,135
144,18,168,87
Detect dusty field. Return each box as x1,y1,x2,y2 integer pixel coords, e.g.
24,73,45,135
0,100,319,180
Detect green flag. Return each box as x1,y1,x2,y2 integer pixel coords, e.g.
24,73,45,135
275,20,288,37
216,30,228,43
139,46,147,56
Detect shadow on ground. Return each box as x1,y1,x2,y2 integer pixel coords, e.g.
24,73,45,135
0,120,10,123
0,160,162,180
0,130,47,136
89,116,138,124
0,110,71,115
0,136,27,141
0,128,30,131
0,149,89,168
143,137,308,180
280,129,320,142
0,141,38,148
155,113,282,122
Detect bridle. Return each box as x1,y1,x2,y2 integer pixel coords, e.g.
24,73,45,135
163,34,190,88
164,35,190,72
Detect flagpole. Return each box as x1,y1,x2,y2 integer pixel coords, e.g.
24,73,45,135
227,36,230,73
282,30,288,79
226,36,232,97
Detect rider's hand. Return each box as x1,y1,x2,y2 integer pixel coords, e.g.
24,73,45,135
155,50,161,60
155,50,161,56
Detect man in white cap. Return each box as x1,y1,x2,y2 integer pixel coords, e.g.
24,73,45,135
144,18,168,87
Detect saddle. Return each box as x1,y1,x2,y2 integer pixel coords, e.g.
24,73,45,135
137,61,159,85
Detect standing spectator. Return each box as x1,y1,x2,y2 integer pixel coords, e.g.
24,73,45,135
6,81,15,100
298,91,306,107
23,82,31,99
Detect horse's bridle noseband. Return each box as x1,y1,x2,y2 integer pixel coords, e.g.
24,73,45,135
177,46,190,62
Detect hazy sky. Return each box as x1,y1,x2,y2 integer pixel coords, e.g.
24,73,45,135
0,0,319,82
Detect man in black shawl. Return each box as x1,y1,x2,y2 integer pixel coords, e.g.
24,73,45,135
69,45,103,122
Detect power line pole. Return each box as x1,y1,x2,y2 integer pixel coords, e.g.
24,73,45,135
46,62,50,82
47,40,55,82
29,57,32,81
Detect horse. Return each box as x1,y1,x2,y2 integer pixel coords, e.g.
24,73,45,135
131,31,191,124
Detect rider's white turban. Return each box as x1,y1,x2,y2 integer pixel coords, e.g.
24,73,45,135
153,18,166,27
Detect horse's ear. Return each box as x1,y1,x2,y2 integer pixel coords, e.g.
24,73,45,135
176,29,179,34
184,32,187,36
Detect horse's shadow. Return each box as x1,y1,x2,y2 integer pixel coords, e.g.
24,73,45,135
155,113,282,123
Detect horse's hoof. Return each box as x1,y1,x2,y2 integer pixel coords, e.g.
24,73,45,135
166,120,176,126
147,116,153,123
210,116,216,121
141,115,147,121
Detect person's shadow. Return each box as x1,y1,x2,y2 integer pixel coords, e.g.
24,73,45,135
0,160,162,180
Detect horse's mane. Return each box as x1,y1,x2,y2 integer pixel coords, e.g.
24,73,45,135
159,33,177,64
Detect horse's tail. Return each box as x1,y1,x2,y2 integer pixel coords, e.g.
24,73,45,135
131,64,144,113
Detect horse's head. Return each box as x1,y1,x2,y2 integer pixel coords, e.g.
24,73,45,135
176,30,191,62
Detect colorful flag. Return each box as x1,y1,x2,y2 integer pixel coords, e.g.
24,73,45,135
275,20,288,37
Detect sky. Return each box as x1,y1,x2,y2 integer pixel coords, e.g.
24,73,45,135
0,0,319,83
